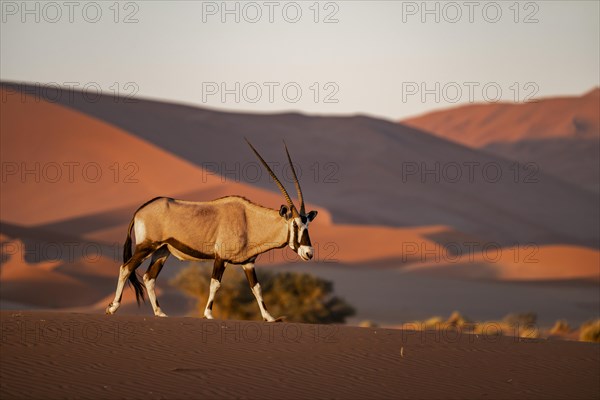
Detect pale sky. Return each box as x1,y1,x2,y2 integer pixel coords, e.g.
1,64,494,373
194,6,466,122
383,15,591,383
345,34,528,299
1,0,598,120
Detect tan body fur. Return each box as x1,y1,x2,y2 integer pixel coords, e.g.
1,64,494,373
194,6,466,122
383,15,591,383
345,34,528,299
136,196,288,264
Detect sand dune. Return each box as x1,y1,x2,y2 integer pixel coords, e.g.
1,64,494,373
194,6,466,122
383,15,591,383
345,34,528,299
1,88,213,225
0,240,107,308
0,88,329,227
1,311,598,399
403,244,600,282
3,82,597,248
403,89,600,192
403,88,599,146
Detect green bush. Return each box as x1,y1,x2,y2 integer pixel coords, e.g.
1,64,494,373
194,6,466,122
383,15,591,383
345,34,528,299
170,262,355,323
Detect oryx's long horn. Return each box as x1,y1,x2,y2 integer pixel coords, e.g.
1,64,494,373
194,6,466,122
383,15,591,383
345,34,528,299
283,141,305,215
245,138,296,213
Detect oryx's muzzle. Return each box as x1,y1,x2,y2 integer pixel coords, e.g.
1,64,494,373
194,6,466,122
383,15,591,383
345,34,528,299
290,218,314,261
298,245,314,261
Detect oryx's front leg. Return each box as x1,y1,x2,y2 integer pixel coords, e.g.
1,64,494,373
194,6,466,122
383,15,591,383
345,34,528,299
143,246,170,317
242,263,276,322
203,258,226,319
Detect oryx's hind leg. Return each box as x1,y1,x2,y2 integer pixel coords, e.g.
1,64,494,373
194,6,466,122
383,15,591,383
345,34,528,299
143,246,170,317
203,258,226,319
242,263,277,322
106,245,154,315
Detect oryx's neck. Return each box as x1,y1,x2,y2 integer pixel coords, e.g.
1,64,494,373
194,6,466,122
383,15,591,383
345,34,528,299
244,204,289,254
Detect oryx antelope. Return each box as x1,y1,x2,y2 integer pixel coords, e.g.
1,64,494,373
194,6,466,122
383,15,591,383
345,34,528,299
105,139,318,321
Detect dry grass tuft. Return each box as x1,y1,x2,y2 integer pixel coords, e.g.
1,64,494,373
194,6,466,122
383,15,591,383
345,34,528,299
359,320,379,328
550,319,572,335
447,311,471,327
579,319,600,343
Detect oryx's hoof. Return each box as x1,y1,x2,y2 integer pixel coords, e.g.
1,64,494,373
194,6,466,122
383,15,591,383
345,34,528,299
265,316,286,322
105,302,119,315
155,311,168,317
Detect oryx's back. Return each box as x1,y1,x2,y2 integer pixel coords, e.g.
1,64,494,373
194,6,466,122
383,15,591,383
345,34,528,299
132,196,267,262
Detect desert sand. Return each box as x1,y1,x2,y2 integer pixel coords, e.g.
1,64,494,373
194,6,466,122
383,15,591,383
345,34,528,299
1,311,599,399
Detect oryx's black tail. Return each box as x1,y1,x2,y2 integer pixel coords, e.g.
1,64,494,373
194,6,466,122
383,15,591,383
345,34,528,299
123,217,135,264
123,216,145,305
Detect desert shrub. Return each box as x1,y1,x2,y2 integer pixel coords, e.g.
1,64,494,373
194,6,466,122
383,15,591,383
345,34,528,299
550,319,572,335
472,321,505,336
423,316,444,328
500,312,540,338
170,262,355,323
579,319,600,343
447,311,471,327
502,312,537,327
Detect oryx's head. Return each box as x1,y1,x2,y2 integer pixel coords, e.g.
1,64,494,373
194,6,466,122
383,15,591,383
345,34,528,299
246,138,318,261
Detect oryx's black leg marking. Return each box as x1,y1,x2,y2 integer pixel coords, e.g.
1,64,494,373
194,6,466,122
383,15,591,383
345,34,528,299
242,263,276,322
145,246,169,280
243,266,259,288
212,258,226,281
243,267,270,314
243,268,270,312
204,258,226,318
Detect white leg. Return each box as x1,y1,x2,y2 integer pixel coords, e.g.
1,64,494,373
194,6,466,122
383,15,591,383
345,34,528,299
204,259,226,319
251,282,276,322
142,247,169,317
143,274,167,317
203,278,221,319
243,264,275,322
106,265,129,314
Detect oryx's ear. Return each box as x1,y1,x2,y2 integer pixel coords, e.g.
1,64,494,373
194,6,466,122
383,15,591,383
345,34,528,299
307,210,318,222
279,205,291,219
